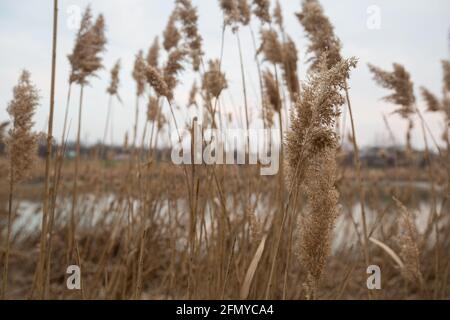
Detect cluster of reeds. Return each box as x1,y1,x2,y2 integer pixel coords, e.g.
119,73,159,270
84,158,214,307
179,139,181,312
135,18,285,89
0,0,449,301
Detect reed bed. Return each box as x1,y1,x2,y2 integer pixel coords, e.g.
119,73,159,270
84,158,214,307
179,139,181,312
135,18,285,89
0,0,449,300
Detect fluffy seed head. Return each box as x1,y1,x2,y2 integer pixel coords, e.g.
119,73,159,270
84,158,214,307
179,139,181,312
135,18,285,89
420,87,441,112
238,0,251,25
368,63,416,118
263,70,281,113
107,59,121,97
163,49,187,100
393,198,424,287
297,147,339,299
147,96,159,122
146,65,169,98
187,81,198,108
176,0,203,71
6,70,39,183
202,59,228,98
273,1,283,28
132,50,147,97
296,0,342,71
220,0,239,26
259,29,283,64
163,12,181,52
286,56,355,299
286,57,357,188
68,7,107,85
252,0,271,24
282,36,300,101
68,6,93,84
262,96,274,128
147,37,160,68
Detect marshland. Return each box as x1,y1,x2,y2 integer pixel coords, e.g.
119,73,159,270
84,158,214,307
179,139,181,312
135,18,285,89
0,0,449,300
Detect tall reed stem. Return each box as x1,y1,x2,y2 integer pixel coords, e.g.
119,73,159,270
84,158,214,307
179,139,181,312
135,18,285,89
103,95,113,151
39,0,58,298
345,83,371,297
133,95,140,149
1,171,14,299
69,84,84,260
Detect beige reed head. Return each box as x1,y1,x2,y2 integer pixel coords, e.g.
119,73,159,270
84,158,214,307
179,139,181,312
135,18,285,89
107,59,121,98
368,63,416,119
296,0,342,71
68,7,107,85
176,0,203,71
147,37,160,69
6,70,39,183
252,0,271,24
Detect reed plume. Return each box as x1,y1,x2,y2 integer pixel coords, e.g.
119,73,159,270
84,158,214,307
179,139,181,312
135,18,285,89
187,81,198,108
2,70,39,298
237,0,251,26
219,0,239,26
107,59,121,98
132,50,147,98
146,95,160,151
252,0,271,24
393,198,424,287
368,63,416,153
68,6,93,84
300,147,339,299
282,36,300,101
104,59,121,147
263,69,281,113
163,49,186,100
296,2,374,281
273,1,283,29
68,8,106,85
368,63,416,118
176,0,203,71
262,96,275,128
296,0,342,71
5,71,39,185
286,58,357,185
147,37,160,68
202,59,228,98
147,96,159,122
420,87,441,112
259,29,283,65
286,58,356,298
146,65,170,99
163,12,181,52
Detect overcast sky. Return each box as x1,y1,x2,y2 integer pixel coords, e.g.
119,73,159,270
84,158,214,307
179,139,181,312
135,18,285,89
0,0,449,149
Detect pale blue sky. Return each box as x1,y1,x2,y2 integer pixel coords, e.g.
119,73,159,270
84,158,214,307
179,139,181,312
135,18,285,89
0,0,449,148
